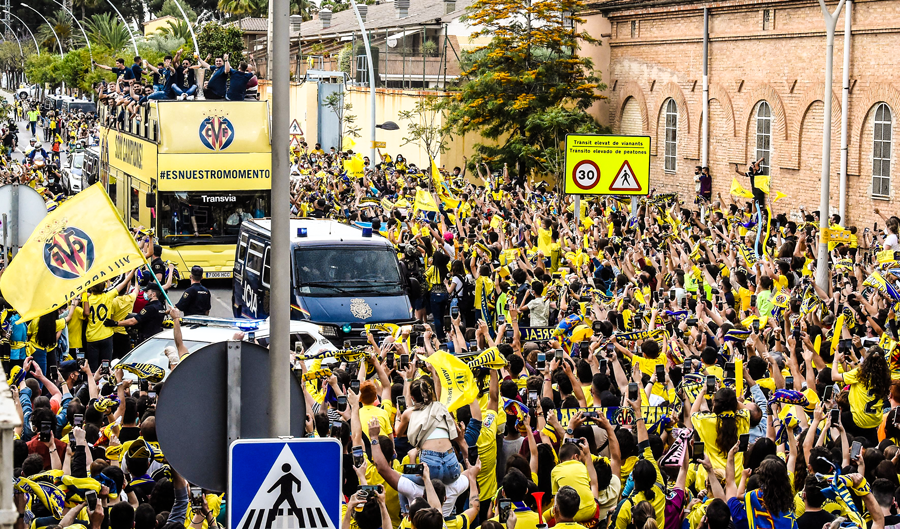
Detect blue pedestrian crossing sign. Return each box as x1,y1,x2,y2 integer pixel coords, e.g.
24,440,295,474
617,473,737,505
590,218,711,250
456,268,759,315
229,438,342,529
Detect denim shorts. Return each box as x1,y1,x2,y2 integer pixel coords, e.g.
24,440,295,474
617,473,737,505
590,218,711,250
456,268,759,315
402,448,461,486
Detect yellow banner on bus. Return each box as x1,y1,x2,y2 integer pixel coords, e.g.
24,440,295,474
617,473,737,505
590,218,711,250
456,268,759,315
157,153,272,191
101,129,158,184
156,101,272,155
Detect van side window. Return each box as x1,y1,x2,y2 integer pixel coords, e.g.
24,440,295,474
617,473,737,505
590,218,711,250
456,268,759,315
237,233,249,264
246,240,265,276
262,247,271,287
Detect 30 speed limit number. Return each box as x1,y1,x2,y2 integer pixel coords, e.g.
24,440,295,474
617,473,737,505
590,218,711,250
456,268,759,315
572,160,601,190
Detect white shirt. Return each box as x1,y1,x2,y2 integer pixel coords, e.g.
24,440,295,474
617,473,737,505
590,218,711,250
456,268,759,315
885,232,899,251
397,472,469,517
526,296,550,326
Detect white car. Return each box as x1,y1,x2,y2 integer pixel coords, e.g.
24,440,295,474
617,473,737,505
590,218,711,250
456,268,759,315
112,316,337,381
62,151,85,194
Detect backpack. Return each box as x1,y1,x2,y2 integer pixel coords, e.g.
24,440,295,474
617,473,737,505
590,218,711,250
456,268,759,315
456,274,476,311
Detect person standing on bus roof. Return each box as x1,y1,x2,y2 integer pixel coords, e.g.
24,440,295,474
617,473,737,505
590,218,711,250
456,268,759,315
94,58,135,81
199,54,227,100
175,266,211,316
224,54,254,101
130,56,144,82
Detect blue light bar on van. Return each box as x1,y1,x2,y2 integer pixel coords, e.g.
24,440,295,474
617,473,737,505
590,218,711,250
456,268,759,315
235,320,262,332
297,227,308,237
361,227,373,237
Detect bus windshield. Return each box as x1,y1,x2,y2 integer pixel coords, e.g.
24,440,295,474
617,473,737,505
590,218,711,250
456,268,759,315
158,190,271,246
294,247,404,295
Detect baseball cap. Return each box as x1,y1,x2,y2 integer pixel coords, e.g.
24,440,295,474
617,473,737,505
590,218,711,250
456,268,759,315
59,360,79,376
191,265,203,277
443,232,454,242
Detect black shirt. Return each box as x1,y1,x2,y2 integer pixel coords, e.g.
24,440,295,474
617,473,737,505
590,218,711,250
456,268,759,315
797,509,835,529
134,299,165,342
176,283,212,316
150,257,166,283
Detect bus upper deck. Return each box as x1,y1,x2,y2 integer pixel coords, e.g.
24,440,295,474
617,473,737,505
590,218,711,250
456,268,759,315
98,99,272,279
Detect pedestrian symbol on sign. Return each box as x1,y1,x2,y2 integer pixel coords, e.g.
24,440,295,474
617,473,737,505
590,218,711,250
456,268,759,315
609,160,642,192
265,464,303,527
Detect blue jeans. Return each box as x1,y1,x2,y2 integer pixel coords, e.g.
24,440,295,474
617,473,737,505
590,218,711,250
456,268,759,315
146,91,168,100
172,85,197,96
430,290,448,341
31,348,47,383
403,448,462,485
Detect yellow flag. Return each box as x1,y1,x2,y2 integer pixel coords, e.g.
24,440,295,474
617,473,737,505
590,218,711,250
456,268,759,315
438,192,460,209
344,153,365,179
730,178,753,198
0,184,144,321
421,351,477,412
342,136,356,151
755,174,771,194
772,190,788,202
413,188,439,213
430,157,444,189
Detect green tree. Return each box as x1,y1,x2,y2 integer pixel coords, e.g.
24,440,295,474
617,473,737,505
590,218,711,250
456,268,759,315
323,91,360,152
86,13,131,51
36,10,75,53
448,0,605,180
72,0,102,22
157,0,198,21
141,33,186,55
196,22,244,63
158,19,195,48
217,0,313,19
398,95,454,165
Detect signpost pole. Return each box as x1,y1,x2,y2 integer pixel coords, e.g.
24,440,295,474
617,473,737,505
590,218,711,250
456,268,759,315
226,340,242,447
10,183,17,257
574,195,580,222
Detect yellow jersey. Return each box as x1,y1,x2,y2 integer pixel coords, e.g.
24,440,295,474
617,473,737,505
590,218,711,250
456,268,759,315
85,291,119,342
359,404,393,438
364,456,401,529
26,318,65,353
110,293,136,336
843,368,884,429
613,446,665,529
476,410,499,501
67,306,84,350
690,410,749,472
549,459,596,522
488,506,540,529
633,355,666,377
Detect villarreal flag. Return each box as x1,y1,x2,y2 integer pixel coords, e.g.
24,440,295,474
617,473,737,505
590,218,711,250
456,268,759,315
0,184,145,321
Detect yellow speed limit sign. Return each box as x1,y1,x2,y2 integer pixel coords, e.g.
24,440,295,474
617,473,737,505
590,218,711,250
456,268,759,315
564,134,651,195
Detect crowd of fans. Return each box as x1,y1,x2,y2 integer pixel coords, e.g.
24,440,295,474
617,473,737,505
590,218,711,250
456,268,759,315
9,138,900,529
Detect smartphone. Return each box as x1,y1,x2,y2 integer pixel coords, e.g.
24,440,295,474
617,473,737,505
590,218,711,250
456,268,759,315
839,339,852,352
396,396,406,415
850,441,862,461
738,433,749,452
498,314,506,326
148,391,157,400
824,385,834,401
527,390,538,406
830,408,840,424
400,353,409,370
536,352,546,370
337,395,348,412
669,290,676,301
725,362,735,378
48,366,58,382
628,382,638,401
680,297,687,309
40,421,51,442
785,376,794,388
554,349,563,361
706,375,716,394
386,352,395,369
683,359,691,375
450,305,459,318
76,350,85,360
655,364,665,382
693,442,705,462
497,498,513,524
331,420,343,438
793,329,801,339
358,484,383,499
352,445,365,468
139,379,149,393
599,358,608,374
189,486,203,509
85,490,97,512
468,445,479,466
579,340,590,356
416,335,425,348
101,360,110,374
657,301,665,311
403,464,424,475
752,320,760,333
750,294,757,307
73,414,83,427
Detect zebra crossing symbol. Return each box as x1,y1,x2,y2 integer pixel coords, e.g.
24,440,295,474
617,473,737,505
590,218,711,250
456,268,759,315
230,439,341,529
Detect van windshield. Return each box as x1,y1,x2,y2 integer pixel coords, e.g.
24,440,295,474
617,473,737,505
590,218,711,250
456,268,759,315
294,247,404,295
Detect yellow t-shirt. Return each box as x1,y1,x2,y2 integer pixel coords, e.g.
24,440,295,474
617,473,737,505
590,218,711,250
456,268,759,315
488,507,540,529
614,446,665,529
549,459,596,522
85,290,119,342
446,511,475,529
110,293,136,336
633,355,666,377
476,410,499,501
843,368,884,429
364,456,401,529
537,228,553,255
27,318,65,353
183,494,222,529
67,306,84,350
738,287,753,312
690,410,750,473
359,404,393,438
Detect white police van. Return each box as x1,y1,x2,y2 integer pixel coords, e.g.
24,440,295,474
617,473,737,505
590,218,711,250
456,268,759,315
232,218,414,346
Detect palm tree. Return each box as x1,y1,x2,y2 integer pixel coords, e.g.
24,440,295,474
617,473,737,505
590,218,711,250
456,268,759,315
35,10,75,53
158,19,194,44
86,12,130,51
72,0,101,21
218,0,313,19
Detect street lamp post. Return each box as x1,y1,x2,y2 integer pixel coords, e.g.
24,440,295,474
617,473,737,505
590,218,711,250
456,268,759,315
47,0,92,70
4,11,38,55
815,0,847,290
170,0,199,57
20,4,63,59
101,0,139,57
348,0,376,165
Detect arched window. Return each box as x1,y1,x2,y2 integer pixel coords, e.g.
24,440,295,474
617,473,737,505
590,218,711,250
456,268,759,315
873,103,892,197
755,101,771,175
664,99,677,173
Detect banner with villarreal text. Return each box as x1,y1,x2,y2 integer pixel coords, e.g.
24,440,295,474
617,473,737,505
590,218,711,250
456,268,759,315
0,184,145,321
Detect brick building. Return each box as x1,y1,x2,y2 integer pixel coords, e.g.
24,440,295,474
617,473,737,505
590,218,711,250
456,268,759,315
581,0,900,227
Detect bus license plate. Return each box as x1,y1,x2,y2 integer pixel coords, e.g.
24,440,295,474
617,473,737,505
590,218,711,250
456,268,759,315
205,271,231,278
